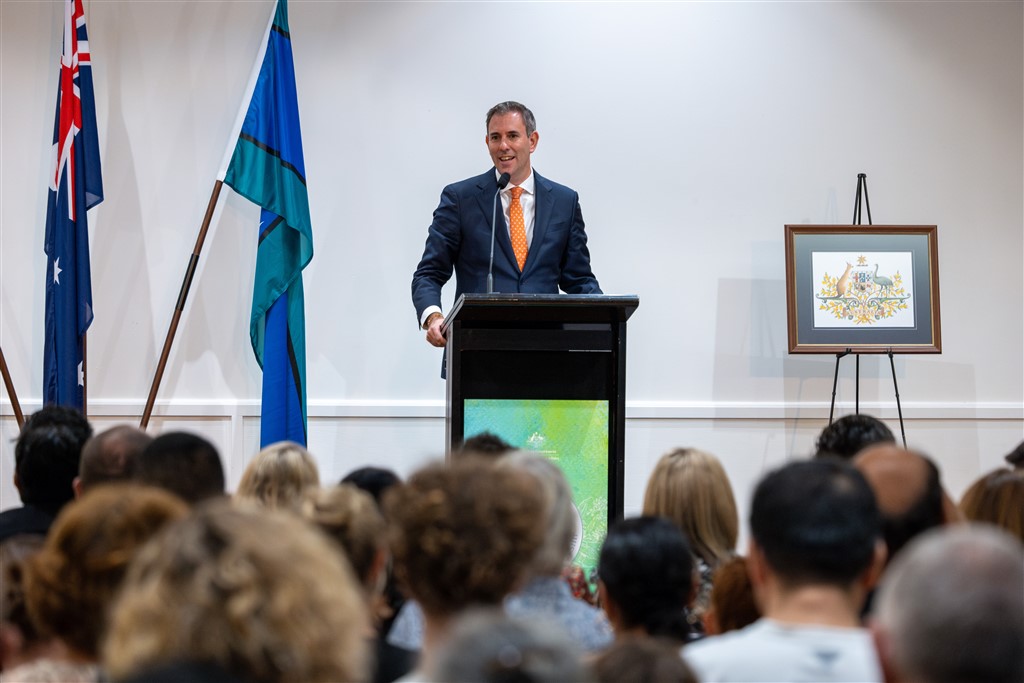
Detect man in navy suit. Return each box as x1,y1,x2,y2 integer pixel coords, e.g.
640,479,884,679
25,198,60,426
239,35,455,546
411,101,602,347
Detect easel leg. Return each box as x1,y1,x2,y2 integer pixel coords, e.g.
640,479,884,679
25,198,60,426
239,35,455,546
889,349,907,448
829,350,851,426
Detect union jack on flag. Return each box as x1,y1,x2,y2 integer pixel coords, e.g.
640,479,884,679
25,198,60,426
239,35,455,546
43,0,103,409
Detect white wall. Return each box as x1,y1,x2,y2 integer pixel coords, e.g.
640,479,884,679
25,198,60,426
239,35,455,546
2,1,1021,532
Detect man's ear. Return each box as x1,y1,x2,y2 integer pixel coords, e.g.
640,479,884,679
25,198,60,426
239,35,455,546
747,540,768,588
72,476,83,500
870,620,902,683
597,579,620,630
861,539,888,591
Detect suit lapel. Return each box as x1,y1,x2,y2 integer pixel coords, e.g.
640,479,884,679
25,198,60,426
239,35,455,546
475,169,518,272
525,172,554,276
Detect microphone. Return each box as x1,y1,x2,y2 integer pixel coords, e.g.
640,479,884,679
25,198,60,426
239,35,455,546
487,172,512,294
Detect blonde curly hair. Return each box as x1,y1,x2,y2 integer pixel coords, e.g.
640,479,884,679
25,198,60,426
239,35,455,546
234,441,320,511
103,502,369,683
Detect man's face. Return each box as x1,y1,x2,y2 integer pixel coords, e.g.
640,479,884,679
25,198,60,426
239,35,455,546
486,112,539,186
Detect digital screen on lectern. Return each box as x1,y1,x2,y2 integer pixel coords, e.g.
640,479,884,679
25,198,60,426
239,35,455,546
464,399,609,583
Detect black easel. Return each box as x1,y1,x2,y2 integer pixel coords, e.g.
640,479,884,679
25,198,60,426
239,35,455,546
827,174,907,447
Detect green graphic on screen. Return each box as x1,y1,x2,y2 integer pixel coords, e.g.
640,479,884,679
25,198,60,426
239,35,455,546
464,399,609,580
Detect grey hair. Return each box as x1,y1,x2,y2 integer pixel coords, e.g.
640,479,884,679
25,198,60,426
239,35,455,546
498,451,576,576
486,101,537,136
873,525,1024,683
431,608,588,683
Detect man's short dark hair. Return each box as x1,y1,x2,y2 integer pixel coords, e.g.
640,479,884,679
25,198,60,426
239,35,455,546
13,425,83,515
751,459,881,587
457,432,515,460
485,101,537,136
79,426,153,491
134,432,225,505
340,466,401,507
814,414,895,460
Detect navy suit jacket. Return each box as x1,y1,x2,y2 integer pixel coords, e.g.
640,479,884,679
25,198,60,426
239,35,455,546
411,169,602,323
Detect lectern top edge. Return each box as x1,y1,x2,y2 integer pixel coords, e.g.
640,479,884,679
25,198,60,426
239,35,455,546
443,293,640,332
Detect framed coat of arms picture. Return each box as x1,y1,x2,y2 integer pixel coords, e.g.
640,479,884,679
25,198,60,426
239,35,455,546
785,225,941,354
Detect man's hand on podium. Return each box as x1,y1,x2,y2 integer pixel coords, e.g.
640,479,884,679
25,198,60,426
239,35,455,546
424,312,446,348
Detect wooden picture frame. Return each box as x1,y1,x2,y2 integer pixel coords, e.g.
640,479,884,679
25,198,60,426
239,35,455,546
785,225,941,354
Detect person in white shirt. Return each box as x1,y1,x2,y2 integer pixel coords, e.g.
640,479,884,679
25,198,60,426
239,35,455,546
683,459,886,683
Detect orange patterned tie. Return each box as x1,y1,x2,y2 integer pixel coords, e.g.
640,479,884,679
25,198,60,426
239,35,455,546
510,186,528,271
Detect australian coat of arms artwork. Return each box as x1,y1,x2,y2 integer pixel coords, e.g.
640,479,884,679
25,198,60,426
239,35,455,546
811,253,915,329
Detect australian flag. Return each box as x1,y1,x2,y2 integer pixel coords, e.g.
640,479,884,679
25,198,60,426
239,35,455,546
224,0,312,447
43,0,103,410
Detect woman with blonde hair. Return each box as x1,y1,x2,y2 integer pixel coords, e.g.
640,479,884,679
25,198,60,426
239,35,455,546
234,441,319,510
103,502,369,683
641,447,739,635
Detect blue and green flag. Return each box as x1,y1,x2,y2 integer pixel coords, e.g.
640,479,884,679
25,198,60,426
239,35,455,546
223,0,312,447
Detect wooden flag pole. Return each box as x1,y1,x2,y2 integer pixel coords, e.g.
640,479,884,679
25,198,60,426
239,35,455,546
140,180,224,429
0,345,25,429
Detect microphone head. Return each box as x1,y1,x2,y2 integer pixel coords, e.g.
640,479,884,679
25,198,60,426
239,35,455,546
497,172,511,190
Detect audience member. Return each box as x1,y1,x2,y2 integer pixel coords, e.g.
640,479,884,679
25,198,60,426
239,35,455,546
683,459,885,682
1,405,93,542
456,432,515,459
598,516,696,643
853,445,950,565
74,425,151,497
642,447,738,634
703,555,760,636
384,459,544,679
132,431,225,505
871,526,1024,683
1004,440,1024,469
341,467,402,506
593,637,698,683
431,609,588,683
0,535,45,674
5,485,187,683
958,467,1024,542
235,441,319,511
103,502,370,683
814,413,895,460
498,452,613,651
300,485,409,683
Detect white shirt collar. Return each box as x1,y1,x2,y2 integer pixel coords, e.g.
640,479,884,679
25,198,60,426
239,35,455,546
495,169,535,195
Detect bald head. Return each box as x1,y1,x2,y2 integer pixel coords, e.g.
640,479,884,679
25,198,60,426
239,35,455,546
77,426,153,494
854,446,945,564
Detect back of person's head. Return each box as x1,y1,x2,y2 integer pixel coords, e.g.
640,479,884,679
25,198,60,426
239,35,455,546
234,441,319,511
705,555,760,635
592,637,699,683
0,535,46,667
12,425,82,516
751,459,881,587
641,447,738,567
854,445,946,562
133,432,225,505
814,413,895,460
340,466,401,506
872,526,1024,683
598,516,695,642
432,609,588,683
103,502,369,683
24,485,187,658
18,405,92,450
78,425,152,492
457,432,515,460
299,484,386,591
959,468,1024,542
496,452,577,577
384,459,544,618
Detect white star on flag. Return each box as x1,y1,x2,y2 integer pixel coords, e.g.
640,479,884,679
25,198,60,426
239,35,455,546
78,361,84,386
53,257,63,284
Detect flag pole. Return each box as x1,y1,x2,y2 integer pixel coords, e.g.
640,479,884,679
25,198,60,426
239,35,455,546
140,3,274,430
0,346,25,429
140,181,223,430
